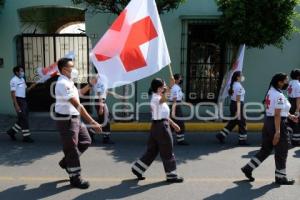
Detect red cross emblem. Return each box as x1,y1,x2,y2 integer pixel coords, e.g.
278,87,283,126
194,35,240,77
265,95,271,109
94,10,158,72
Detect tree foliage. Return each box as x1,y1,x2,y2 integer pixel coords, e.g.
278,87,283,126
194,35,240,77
72,0,185,14
216,0,300,48
0,0,4,7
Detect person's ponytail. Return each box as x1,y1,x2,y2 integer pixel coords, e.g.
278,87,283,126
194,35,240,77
228,71,241,96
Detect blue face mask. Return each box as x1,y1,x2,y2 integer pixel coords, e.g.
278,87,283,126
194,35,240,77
19,72,25,78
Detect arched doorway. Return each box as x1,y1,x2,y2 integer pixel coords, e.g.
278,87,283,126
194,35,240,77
16,6,91,112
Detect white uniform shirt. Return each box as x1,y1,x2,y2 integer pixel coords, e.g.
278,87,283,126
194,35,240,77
151,93,170,120
55,75,80,115
169,84,184,101
265,87,291,117
10,76,27,98
94,76,108,99
231,82,245,102
288,80,300,98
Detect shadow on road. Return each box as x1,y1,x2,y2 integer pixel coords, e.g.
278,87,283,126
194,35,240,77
0,132,61,166
0,180,70,200
73,179,169,200
203,180,279,200
293,149,300,158
0,132,262,166
241,149,260,159
94,132,262,165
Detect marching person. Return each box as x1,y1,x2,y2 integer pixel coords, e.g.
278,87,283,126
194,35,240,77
287,69,300,146
169,74,189,145
89,74,114,144
241,73,296,185
89,73,128,144
6,66,36,143
216,71,248,145
55,58,102,189
131,78,184,183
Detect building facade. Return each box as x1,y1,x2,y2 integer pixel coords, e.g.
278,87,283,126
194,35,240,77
0,0,300,120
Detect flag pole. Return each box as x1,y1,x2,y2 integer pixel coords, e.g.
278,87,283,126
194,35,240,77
168,64,175,87
168,64,174,78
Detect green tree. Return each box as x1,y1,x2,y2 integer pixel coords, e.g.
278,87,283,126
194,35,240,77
216,0,300,48
71,0,185,14
0,0,4,7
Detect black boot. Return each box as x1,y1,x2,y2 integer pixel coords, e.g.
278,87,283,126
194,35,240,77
131,168,145,180
166,176,184,183
216,133,225,144
70,176,90,189
275,177,295,185
6,129,17,141
177,140,189,146
291,140,300,147
22,136,34,143
238,140,250,146
59,158,67,170
241,167,255,182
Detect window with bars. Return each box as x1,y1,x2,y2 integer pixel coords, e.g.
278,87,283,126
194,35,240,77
16,34,91,112
181,19,229,103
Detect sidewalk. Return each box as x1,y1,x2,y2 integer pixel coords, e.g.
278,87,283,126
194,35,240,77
111,122,263,132
0,114,263,132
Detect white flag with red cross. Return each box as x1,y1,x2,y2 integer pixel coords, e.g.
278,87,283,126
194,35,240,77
90,0,171,88
36,51,75,83
219,44,246,101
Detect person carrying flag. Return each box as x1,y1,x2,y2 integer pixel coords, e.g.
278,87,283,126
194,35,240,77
216,71,248,145
131,78,184,183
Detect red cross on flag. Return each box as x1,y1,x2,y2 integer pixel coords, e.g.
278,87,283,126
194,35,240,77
90,0,171,88
218,44,246,101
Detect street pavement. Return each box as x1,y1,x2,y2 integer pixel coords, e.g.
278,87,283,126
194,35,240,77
0,131,300,200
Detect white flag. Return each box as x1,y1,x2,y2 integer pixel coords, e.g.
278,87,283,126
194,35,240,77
219,44,246,101
90,0,171,88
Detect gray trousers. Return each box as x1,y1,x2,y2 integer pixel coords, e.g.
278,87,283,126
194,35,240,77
95,101,111,137
170,103,185,142
132,120,177,177
9,97,30,137
244,117,289,178
56,116,91,178
220,100,247,141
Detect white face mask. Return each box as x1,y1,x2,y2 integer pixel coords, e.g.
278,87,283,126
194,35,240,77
70,68,79,81
19,72,25,78
241,76,245,82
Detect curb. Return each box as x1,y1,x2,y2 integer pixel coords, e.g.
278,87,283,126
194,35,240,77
111,122,263,132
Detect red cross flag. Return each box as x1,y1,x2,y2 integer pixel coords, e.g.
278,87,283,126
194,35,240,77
36,51,75,83
90,0,171,88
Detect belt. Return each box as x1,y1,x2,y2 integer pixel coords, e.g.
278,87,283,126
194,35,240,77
16,97,26,99
169,101,182,103
55,113,79,119
152,119,168,123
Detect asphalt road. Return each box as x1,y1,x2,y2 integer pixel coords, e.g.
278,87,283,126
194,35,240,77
0,131,300,200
